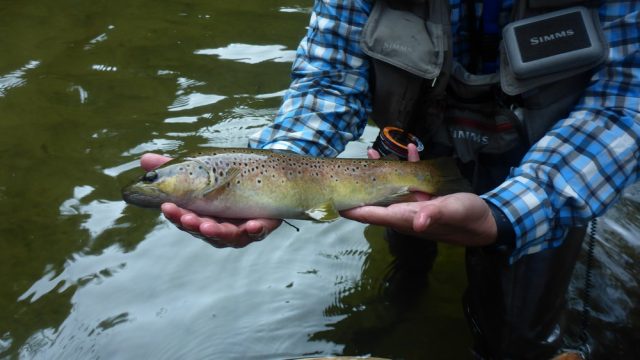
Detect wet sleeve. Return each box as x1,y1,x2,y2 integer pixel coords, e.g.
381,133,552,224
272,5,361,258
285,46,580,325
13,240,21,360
483,3,640,264
248,0,373,157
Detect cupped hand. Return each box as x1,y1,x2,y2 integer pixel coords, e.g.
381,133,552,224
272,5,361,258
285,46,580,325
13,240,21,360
342,144,497,247
341,193,496,246
140,153,282,248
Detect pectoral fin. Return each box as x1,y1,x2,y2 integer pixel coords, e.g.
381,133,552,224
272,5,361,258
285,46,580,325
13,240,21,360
305,200,340,222
197,167,241,198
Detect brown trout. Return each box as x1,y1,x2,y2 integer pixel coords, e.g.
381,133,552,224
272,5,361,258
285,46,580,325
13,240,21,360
122,147,469,221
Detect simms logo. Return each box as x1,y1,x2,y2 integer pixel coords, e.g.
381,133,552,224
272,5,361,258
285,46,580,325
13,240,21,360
530,29,575,45
449,129,489,145
382,41,412,53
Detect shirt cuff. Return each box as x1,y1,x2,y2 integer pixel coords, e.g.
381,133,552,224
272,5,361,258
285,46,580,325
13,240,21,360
482,174,555,264
483,199,516,251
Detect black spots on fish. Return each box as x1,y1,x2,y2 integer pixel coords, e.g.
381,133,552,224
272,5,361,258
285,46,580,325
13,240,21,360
256,178,262,185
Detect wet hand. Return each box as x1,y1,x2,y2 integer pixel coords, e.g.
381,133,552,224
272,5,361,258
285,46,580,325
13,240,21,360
342,144,497,246
341,193,497,246
140,153,282,248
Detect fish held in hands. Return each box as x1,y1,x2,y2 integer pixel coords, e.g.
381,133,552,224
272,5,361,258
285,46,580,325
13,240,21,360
122,148,469,222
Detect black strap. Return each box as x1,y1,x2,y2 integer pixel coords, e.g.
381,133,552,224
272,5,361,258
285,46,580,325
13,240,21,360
484,199,516,249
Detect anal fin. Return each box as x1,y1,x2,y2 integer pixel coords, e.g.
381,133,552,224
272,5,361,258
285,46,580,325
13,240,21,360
305,200,340,222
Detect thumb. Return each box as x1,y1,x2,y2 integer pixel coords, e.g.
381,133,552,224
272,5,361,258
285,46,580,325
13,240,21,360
413,204,437,232
141,153,172,171
367,148,381,160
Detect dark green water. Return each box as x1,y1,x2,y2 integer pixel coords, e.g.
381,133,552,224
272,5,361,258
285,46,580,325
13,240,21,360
0,1,638,359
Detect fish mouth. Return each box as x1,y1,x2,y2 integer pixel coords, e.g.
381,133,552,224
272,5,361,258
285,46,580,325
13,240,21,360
121,184,166,209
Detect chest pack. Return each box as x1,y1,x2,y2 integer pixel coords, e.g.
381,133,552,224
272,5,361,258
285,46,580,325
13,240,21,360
361,0,608,191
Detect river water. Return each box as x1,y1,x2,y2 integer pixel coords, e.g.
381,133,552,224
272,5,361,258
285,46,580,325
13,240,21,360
0,1,638,359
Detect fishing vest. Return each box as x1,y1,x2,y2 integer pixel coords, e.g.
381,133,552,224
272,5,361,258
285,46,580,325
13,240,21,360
361,0,608,192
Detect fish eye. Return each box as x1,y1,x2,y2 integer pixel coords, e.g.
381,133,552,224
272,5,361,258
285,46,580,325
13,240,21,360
142,171,158,183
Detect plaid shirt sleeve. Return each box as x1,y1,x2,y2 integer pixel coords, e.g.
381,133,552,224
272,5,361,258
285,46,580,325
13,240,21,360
483,2,640,263
248,0,373,157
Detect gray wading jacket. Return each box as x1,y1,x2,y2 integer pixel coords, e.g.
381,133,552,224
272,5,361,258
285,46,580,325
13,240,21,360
361,0,607,191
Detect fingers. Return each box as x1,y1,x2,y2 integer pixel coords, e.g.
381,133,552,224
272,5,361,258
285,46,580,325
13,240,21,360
160,203,282,248
141,153,172,171
341,203,418,231
344,193,498,246
368,143,419,161
161,202,191,224
407,143,420,162
341,198,443,236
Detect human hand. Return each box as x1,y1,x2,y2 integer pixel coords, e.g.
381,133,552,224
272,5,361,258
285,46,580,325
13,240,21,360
342,144,497,246
140,153,282,248
341,192,497,246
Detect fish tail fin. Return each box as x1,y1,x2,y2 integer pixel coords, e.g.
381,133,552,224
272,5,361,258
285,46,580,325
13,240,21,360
424,157,472,195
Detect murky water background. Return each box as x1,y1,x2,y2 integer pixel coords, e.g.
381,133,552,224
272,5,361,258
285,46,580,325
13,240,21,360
0,1,638,359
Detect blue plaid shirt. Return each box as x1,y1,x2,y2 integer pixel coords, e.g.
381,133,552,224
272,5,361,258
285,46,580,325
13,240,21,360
249,0,640,263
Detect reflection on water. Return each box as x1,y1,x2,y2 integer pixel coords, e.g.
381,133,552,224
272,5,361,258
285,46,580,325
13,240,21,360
168,92,226,112
122,139,184,156
0,0,638,359
0,60,40,96
58,185,128,239
195,43,297,64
